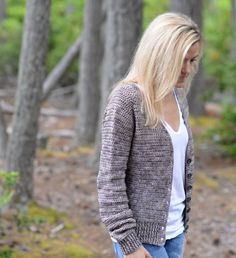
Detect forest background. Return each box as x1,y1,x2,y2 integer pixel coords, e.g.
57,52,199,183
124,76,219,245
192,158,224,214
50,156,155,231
0,0,235,258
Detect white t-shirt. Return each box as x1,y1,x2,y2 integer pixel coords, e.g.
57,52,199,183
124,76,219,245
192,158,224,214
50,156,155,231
161,92,189,240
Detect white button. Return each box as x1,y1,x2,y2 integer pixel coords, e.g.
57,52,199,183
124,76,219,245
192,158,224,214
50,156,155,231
161,226,165,230
161,237,164,241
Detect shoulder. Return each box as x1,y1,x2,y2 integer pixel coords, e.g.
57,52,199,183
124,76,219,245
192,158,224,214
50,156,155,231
110,83,141,102
107,83,141,109
103,84,139,129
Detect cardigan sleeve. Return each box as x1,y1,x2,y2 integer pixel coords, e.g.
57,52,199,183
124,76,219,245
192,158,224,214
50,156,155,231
97,86,142,255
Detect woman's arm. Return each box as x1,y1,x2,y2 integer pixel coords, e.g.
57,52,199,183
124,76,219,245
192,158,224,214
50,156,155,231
97,87,142,255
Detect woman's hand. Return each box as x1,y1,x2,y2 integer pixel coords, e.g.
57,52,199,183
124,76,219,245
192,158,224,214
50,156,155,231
124,246,152,258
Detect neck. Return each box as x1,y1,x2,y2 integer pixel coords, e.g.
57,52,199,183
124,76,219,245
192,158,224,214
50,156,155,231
163,90,175,103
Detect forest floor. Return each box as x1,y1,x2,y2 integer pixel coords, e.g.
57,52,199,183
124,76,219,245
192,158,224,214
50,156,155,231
0,92,236,258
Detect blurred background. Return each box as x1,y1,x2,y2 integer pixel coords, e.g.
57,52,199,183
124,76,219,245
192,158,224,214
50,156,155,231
0,0,235,257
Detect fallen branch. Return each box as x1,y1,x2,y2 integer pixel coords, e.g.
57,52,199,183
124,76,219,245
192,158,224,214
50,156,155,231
1,101,77,117
50,223,64,237
0,89,15,98
47,129,75,138
41,35,82,102
40,108,77,117
49,84,76,98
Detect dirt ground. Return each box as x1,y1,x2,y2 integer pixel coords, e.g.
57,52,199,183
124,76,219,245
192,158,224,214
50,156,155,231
35,104,236,258
1,93,236,258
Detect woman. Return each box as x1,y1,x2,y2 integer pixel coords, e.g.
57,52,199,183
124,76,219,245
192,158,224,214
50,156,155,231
97,12,202,258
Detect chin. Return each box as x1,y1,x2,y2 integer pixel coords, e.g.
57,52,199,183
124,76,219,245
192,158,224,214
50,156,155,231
175,82,186,88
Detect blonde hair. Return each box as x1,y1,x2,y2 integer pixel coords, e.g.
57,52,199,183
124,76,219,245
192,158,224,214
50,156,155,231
109,12,202,128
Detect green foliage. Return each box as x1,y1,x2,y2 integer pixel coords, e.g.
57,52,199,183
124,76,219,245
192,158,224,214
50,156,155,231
0,241,92,258
0,247,12,258
14,213,30,231
203,0,236,93
208,104,236,157
143,0,168,29
1,0,236,93
48,0,84,74
27,202,64,224
0,171,19,208
13,202,65,231
0,17,23,74
221,61,236,94
0,203,93,258
10,239,93,258
0,0,84,79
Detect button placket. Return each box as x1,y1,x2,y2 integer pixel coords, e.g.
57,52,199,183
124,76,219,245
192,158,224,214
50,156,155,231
186,197,191,202
187,158,192,165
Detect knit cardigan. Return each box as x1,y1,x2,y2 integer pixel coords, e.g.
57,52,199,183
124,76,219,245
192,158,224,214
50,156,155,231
97,83,194,255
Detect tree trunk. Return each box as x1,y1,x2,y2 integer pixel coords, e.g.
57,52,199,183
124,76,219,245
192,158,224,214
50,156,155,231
0,104,7,160
93,0,143,168
230,0,236,60
74,0,104,146
0,0,6,23
170,0,205,115
5,0,51,205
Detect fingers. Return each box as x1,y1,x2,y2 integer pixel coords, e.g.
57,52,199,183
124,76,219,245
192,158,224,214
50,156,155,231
146,253,152,258
144,249,153,258
124,246,153,258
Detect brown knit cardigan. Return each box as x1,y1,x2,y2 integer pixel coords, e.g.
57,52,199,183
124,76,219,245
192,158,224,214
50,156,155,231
97,83,194,255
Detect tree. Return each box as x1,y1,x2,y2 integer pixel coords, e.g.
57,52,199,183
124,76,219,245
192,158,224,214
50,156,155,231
230,0,236,60
5,0,51,205
74,0,104,146
0,0,6,23
94,0,143,166
170,0,205,115
0,105,7,160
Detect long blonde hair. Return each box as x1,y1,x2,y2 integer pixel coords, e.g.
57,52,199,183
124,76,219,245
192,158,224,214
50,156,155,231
109,12,202,128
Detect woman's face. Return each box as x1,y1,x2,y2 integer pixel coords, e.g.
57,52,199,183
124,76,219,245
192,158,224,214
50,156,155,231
175,42,201,88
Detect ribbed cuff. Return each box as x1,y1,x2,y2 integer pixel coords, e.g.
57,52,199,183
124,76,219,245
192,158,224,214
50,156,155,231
118,230,142,255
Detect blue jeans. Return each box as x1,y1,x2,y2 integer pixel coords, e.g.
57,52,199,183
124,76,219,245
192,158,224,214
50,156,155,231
112,233,185,258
